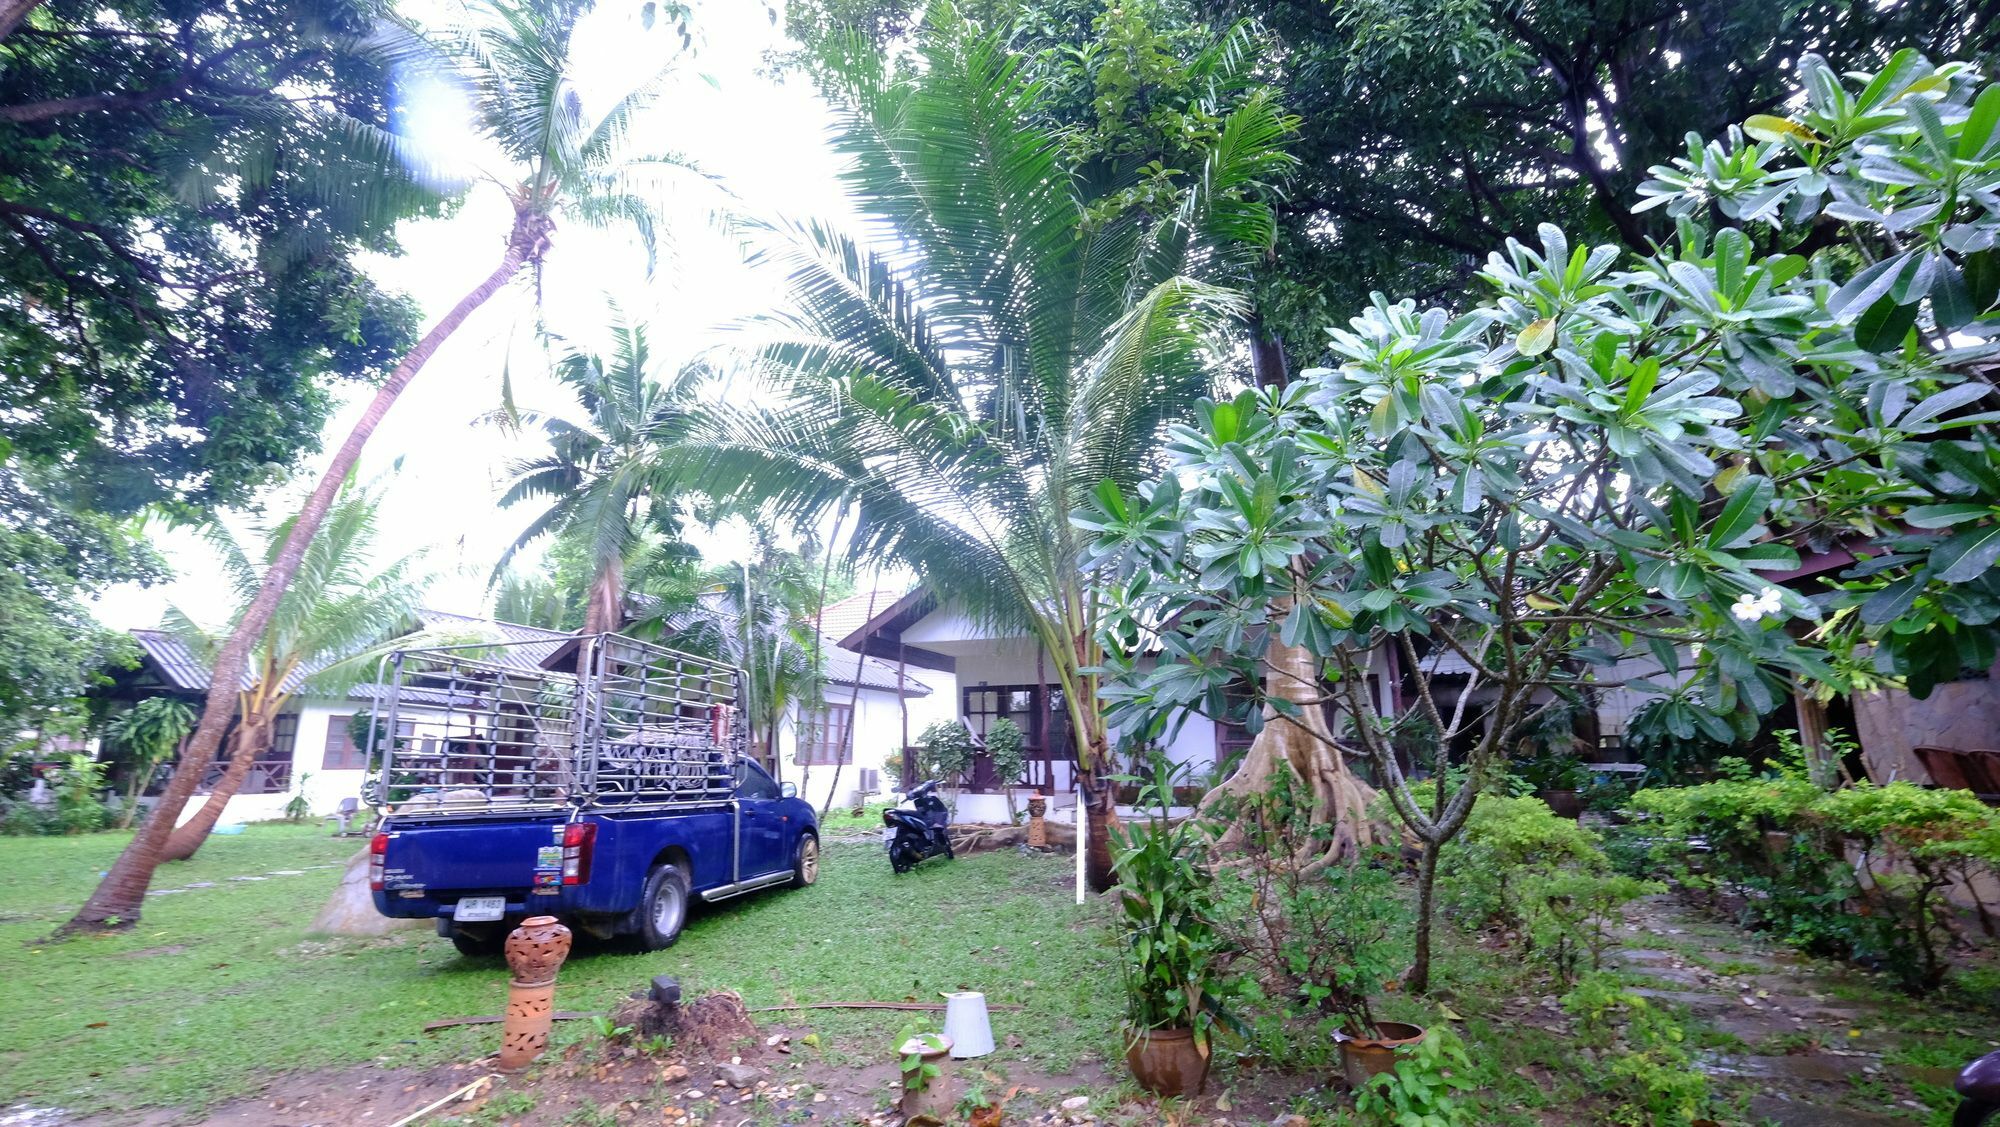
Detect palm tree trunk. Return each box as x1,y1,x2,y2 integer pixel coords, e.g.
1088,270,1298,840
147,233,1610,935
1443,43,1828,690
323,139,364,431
582,554,623,635
160,717,266,863
59,204,551,936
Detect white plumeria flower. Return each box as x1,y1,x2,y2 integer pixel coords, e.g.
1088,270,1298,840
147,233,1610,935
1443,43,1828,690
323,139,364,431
1730,586,1786,623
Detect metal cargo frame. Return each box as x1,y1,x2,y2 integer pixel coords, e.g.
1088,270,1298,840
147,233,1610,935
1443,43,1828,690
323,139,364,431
363,632,749,815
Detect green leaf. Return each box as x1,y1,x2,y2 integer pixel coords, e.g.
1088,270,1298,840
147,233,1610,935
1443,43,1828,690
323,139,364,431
1854,294,1918,353
1903,503,1995,528
1931,524,2000,583
1962,84,2000,160
1517,318,1557,356
1706,474,1774,550
1932,260,1976,331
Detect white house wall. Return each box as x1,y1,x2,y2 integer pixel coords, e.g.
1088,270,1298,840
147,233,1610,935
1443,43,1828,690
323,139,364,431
778,677,955,813
174,699,376,828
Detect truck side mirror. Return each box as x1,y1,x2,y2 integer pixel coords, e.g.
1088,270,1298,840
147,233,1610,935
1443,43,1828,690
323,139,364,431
779,781,798,799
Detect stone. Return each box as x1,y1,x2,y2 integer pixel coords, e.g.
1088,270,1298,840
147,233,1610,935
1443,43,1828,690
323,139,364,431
717,1062,764,1088
660,1064,689,1083
1060,1096,1090,1111
1272,1116,1310,1127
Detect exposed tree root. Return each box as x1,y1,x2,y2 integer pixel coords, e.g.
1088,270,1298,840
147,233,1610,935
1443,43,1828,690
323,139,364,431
1198,637,1402,873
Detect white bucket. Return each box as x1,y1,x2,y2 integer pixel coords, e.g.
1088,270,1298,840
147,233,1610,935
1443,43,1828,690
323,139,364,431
940,991,995,1058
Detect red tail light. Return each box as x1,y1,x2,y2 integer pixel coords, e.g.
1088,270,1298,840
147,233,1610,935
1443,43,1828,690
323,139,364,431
368,832,389,891
561,823,596,886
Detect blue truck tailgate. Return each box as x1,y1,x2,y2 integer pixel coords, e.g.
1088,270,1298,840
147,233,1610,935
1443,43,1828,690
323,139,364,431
375,814,571,900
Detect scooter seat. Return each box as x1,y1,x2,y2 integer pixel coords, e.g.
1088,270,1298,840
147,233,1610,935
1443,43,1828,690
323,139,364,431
1961,1049,2000,1102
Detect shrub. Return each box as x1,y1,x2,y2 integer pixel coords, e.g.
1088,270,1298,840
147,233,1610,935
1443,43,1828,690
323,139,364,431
1629,749,2000,993
1109,754,1226,1046
1440,796,1664,984
1562,973,1711,1127
1208,771,1410,1048
1439,795,1604,929
1354,1028,1477,1127
913,720,975,787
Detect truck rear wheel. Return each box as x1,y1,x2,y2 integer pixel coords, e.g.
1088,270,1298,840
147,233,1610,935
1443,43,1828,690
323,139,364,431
450,929,504,959
634,861,690,951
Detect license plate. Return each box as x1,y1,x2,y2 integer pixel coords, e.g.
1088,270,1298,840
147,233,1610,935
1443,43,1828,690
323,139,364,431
882,826,895,846
455,896,505,922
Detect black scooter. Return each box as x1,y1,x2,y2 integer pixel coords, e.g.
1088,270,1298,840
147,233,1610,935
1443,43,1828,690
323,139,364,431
883,779,954,873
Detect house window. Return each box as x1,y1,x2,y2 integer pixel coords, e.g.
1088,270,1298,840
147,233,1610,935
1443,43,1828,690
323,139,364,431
797,702,854,766
962,685,1056,759
322,714,368,771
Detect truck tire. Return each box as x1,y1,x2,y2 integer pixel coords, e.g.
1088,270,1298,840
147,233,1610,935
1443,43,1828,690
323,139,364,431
635,861,690,951
451,929,504,959
790,834,819,888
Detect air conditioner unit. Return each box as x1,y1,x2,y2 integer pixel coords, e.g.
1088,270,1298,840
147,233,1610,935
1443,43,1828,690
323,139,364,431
858,768,880,795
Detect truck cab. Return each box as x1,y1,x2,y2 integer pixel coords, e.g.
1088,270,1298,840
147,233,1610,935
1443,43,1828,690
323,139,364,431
362,633,819,955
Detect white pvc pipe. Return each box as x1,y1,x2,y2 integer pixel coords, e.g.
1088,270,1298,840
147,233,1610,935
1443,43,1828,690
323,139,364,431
1075,793,1086,905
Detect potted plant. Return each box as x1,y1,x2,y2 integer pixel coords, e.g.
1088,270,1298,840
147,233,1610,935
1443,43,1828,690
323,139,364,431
895,1027,955,1125
1520,753,1590,819
1316,856,1426,1088
1211,774,1424,1090
1109,754,1223,1097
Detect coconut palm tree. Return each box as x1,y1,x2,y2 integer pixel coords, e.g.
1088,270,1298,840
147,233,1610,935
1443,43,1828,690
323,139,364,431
677,3,1295,889
62,0,693,933
496,313,701,634
157,483,429,862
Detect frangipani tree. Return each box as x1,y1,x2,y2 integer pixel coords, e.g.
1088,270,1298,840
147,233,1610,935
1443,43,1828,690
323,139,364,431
1085,49,2000,992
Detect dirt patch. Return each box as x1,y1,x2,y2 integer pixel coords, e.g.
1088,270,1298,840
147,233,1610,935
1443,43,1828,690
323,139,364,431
121,946,189,959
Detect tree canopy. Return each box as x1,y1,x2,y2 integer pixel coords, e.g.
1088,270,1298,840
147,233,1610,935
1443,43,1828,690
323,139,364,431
785,0,2000,367
0,0,437,730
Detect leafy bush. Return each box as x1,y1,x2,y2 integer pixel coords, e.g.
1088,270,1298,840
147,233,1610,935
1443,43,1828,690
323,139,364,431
1440,795,1604,929
1440,796,1663,984
3,755,116,836
1209,771,1409,1050
913,720,975,787
1354,1028,1477,1127
1629,750,2000,993
1562,973,1711,1127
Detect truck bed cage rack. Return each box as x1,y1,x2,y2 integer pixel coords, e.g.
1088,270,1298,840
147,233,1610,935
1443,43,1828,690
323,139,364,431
363,632,748,816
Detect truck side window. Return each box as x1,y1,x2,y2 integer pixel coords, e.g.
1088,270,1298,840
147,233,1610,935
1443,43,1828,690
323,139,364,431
734,758,780,800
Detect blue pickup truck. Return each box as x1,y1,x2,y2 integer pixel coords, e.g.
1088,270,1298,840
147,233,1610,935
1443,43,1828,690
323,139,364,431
364,633,819,956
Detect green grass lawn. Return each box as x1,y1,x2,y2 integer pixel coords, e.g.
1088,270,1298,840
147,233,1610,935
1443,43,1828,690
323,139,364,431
0,823,1117,1116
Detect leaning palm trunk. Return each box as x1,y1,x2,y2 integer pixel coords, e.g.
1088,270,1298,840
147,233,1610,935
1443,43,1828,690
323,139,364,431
59,204,551,935
160,715,269,863
1199,635,1397,873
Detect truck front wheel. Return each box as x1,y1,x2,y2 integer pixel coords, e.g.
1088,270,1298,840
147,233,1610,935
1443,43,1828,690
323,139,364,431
634,862,690,951
790,834,819,888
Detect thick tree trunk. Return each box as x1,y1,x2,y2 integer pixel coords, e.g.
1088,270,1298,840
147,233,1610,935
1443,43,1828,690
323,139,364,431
0,0,44,40
1198,636,1396,872
582,554,623,635
59,204,550,936
160,718,265,863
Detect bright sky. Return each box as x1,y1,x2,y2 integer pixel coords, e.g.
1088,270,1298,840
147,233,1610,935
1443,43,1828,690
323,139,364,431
93,0,862,632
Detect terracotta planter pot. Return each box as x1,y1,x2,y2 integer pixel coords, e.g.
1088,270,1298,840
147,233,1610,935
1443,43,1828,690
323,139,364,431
1334,1021,1426,1090
898,1037,956,1125
1125,1026,1210,1097
1536,788,1583,819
